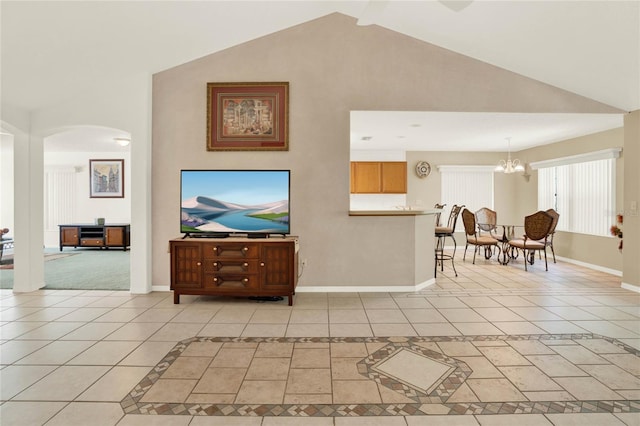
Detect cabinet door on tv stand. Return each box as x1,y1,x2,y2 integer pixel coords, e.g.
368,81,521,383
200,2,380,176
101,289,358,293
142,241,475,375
260,243,294,292
105,227,124,249
171,243,203,290
60,227,79,250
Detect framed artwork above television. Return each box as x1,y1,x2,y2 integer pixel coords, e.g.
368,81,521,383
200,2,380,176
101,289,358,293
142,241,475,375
206,82,289,151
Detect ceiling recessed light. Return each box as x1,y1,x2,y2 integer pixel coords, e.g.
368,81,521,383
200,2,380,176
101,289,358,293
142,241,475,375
114,137,130,147
410,123,421,128
361,136,373,141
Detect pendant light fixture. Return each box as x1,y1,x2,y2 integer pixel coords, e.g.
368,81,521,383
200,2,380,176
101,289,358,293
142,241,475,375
495,137,524,173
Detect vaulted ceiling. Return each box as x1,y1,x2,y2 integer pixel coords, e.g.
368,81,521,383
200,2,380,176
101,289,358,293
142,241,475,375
2,1,638,152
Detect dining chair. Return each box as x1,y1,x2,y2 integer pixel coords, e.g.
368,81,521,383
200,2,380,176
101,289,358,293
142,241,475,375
508,210,554,271
461,208,500,265
434,204,464,277
475,207,497,236
475,207,498,259
545,208,560,263
525,208,560,263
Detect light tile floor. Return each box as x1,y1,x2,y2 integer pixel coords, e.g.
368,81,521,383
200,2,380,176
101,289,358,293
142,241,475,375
1,254,639,425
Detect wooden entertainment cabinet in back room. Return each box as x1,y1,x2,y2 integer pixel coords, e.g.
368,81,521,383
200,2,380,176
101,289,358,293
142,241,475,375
169,236,299,306
58,224,130,251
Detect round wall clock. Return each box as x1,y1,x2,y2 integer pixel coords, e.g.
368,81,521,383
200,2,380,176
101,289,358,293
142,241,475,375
415,161,431,178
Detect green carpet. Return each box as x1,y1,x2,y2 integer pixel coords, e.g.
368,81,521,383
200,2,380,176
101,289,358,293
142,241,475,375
0,252,77,269
0,248,129,290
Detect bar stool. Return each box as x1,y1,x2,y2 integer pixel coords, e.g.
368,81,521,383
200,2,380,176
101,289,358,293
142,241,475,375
434,204,464,277
434,203,446,227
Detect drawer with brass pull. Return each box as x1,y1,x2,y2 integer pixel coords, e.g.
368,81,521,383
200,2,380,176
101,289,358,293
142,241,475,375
81,238,104,247
203,259,258,274
202,243,258,259
203,274,258,290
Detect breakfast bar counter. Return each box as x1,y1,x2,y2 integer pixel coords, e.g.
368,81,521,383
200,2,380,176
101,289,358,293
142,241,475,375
348,209,441,216
346,208,442,290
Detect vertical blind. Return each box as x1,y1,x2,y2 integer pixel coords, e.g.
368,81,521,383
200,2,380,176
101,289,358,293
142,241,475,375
537,158,615,236
440,166,494,231
44,168,76,231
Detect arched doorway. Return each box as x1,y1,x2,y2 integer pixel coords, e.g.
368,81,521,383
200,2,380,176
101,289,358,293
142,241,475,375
42,125,131,290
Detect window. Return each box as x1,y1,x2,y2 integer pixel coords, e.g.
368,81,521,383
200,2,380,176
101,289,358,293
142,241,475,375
533,148,621,237
439,166,494,231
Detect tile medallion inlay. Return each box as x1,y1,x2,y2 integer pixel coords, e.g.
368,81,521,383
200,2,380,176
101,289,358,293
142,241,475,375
121,335,640,417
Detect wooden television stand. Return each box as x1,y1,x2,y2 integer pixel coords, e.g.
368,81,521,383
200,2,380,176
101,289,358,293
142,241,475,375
169,236,299,306
59,224,130,251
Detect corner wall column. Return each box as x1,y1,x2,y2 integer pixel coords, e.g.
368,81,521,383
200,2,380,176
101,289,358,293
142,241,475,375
13,131,45,292
622,110,640,291
129,72,153,294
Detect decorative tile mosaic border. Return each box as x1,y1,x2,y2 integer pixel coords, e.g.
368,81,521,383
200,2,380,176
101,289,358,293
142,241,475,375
121,334,640,416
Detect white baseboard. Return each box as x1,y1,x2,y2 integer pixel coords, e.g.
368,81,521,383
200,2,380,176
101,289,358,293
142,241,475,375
296,278,436,293
621,282,640,293
555,256,622,277
150,281,437,295
442,249,624,278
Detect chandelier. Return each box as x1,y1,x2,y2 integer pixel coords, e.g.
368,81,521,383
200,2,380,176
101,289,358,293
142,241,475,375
495,137,524,173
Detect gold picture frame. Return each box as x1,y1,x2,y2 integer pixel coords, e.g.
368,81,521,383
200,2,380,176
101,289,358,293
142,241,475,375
207,82,289,151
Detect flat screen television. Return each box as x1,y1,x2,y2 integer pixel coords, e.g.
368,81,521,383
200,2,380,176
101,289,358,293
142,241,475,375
180,169,290,238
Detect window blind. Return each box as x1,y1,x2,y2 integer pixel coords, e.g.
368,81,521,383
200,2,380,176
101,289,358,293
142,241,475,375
44,168,76,231
537,158,615,236
439,166,494,231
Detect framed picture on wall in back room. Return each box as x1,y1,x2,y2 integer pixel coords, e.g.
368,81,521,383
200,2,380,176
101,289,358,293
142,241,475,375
206,82,289,151
89,159,124,198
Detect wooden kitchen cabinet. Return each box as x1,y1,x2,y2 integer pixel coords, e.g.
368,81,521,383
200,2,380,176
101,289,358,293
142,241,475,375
350,161,407,194
380,162,407,193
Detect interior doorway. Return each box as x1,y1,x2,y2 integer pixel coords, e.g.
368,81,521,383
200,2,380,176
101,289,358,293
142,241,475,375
42,125,131,290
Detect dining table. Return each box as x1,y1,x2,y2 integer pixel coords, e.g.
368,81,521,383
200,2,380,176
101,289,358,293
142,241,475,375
478,223,524,265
